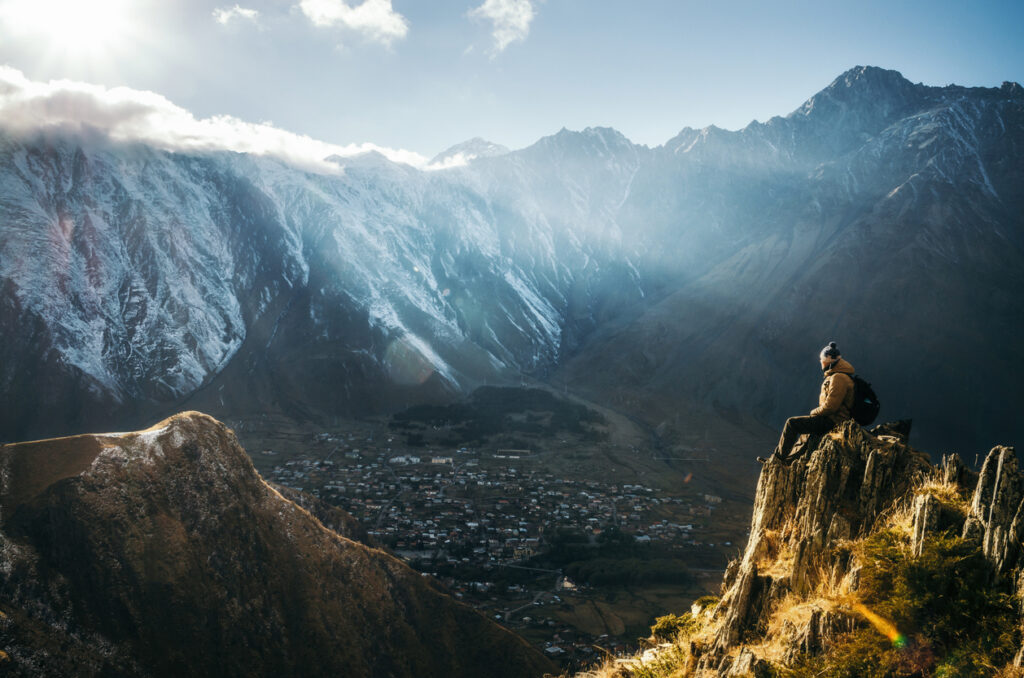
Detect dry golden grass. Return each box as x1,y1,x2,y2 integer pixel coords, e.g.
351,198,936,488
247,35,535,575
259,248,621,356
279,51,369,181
765,593,848,637
750,591,862,668
762,594,817,655
556,658,625,678
747,553,864,666
562,599,729,678
916,477,969,509
880,495,916,540
561,653,671,678
755,529,799,579
874,475,969,542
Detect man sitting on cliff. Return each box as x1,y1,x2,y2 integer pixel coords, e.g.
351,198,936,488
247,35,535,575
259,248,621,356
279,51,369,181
758,342,855,465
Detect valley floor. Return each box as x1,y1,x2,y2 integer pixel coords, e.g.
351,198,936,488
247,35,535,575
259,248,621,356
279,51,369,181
228,391,772,670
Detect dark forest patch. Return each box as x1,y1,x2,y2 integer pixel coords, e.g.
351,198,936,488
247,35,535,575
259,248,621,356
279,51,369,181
388,386,607,446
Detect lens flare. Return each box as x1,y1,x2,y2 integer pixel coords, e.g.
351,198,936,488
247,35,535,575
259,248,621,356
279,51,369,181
853,603,906,648
384,337,435,385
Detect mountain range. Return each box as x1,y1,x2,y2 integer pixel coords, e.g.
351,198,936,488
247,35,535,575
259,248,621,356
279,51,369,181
0,65,1021,456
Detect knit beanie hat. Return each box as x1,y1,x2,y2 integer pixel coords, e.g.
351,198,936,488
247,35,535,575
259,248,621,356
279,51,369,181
819,342,841,360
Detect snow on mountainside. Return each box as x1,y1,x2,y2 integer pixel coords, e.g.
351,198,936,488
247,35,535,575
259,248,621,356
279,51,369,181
0,125,648,441
0,66,1021,453
0,139,278,399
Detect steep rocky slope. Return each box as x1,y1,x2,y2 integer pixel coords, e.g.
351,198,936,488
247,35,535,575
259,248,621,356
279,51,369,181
0,412,553,677
573,422,1024,676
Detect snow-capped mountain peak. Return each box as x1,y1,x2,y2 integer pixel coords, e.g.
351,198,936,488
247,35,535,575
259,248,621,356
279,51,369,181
428,137,510,169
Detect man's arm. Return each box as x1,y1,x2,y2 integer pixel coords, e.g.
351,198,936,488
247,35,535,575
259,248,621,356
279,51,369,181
810,375,847,416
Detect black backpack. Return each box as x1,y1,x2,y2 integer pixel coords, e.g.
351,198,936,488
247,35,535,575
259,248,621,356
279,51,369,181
848,374,880,426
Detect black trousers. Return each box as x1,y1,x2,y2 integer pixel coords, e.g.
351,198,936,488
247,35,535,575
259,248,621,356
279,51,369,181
773,414,838,461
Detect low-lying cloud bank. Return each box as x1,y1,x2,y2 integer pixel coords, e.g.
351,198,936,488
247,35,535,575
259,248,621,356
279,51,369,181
0,66,429,173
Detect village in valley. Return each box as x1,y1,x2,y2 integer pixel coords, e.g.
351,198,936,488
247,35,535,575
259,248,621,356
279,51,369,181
239,392,741,669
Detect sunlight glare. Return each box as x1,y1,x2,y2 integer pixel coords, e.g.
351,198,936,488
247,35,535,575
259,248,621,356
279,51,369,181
0,0,133,59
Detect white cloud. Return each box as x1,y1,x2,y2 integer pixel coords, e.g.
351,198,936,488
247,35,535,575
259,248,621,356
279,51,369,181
213,4,260,26
298,0,408,45
426,152,472,171
469,0,535,53
0,66,428,173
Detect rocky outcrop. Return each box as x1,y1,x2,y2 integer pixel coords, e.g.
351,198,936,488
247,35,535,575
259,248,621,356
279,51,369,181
579,416,1022,677
715,422,929,644
0,412,553,678
955,445,1024,666
723,648,769,677
777,605,857,666
676,421,1024,676
689,421,933,674
963,446,1024,574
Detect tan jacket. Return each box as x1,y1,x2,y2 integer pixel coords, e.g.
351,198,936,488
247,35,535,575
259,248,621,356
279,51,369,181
810,358,855,422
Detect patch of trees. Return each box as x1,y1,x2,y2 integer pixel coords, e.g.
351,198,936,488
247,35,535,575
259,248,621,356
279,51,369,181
541,527,690,587
388,387,607,446
564,557,690,587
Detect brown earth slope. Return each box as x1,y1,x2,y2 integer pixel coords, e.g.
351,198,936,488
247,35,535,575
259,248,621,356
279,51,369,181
0,411,553,678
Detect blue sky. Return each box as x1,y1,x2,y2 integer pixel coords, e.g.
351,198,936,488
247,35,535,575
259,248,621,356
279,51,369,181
0,0,1020,162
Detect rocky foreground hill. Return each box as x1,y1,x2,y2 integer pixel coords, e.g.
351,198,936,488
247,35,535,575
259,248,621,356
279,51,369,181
573,423,1024,677
0,412,553,677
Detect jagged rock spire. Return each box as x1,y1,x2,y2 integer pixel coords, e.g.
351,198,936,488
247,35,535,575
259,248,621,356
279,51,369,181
697,421,932,671
964,445,1024,574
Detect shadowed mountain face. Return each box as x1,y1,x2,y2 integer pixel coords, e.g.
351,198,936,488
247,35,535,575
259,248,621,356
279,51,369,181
562,67,1024,454
0,412,554,678
0,66,1021,454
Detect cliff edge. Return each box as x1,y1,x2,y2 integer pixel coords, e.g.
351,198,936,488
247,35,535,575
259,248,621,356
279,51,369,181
577,421,1024,677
